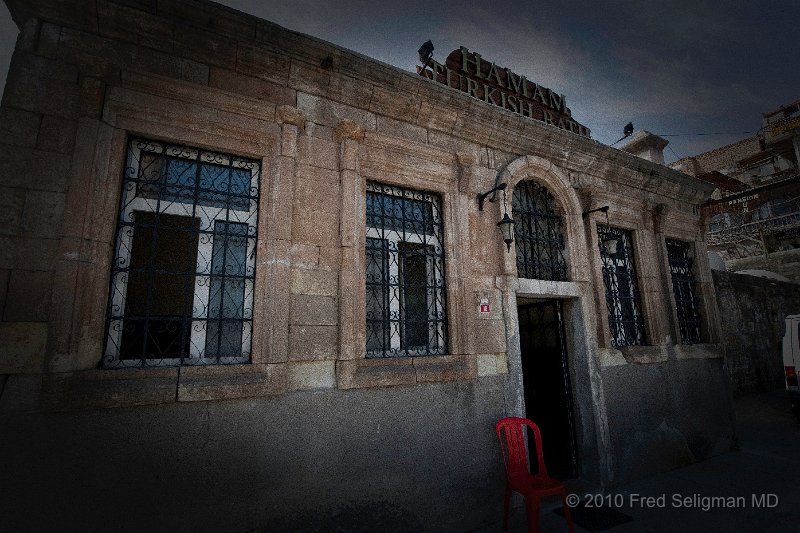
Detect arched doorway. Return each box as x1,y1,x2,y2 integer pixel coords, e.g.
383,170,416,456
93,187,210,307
513,180,578,479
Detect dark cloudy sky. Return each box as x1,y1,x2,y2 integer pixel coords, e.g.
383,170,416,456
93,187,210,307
1,0,797,163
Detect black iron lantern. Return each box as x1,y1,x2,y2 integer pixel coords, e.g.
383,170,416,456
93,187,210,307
478,182,516,253
582,205,619,256
602,233,618,256
497,211,515,252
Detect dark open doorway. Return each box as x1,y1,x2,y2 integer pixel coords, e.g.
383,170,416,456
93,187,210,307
518,299,578,479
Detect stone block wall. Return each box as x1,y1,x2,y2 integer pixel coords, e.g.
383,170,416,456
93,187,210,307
0,20,78,376
0,0,522,399
713,270,800,394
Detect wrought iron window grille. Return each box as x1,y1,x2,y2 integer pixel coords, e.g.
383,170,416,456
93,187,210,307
512,180,568,281
365,181,448,357
597,225,646,347
103,138,261,368
666,239,702,344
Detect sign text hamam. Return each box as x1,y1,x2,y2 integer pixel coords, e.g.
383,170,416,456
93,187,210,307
417,47,590,137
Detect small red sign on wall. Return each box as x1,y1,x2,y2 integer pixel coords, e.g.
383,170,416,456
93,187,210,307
480,303,491,314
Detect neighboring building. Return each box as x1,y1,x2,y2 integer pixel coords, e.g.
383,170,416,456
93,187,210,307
672,100,800,282
0,1,734,530
713,269,800,395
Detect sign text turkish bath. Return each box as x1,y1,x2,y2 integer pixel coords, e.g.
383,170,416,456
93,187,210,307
417,47,590,137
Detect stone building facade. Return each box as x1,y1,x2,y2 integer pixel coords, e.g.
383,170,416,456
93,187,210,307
0,1,735,529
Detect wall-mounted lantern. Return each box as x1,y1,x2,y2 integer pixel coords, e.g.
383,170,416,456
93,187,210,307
583,205,619,256
497,211,515,252
478,182,516,252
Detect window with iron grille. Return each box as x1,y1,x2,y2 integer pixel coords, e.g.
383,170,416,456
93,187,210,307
666,239,702,344
512,180,568,281
365,182,447,357
597,225,646,346
103,138,261,368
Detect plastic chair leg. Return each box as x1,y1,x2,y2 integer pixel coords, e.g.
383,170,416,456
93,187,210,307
525,496,541,533
502,484,511,530
560,493,575,533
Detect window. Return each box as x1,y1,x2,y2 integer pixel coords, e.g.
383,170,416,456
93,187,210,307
512,180,568,281
666,239,702,344
598,225,646,346
365,182,447,357
103,138,261,367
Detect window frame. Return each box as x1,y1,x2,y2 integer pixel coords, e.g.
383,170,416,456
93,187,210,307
665,238,703,345
597,224,647,347
364,181,448,358
102,138,261,368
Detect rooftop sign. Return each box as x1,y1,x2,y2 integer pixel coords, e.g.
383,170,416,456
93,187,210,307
417,47,590,137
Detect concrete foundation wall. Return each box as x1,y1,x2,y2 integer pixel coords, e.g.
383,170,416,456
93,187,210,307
0,376,507,531
602,357,736,486
713,270,800,394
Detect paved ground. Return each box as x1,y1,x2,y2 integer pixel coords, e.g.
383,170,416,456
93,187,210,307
486,389,800,532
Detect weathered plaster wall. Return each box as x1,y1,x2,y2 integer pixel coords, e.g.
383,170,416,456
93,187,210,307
601,356,736,486
713,270,800,394
0,377,507,531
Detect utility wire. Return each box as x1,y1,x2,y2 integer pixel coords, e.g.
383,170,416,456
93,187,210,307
667,144,683,162
658,131,755,137
610,130,754,146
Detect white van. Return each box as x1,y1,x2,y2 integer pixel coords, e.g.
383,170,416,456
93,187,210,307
782,314,800,421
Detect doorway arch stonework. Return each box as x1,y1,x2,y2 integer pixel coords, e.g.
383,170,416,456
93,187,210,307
498,154,589,282
497,154,613,484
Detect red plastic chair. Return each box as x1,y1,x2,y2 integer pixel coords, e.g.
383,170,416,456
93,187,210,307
495,417,574,533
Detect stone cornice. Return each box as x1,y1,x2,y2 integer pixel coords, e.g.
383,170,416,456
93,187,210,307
11,0,715,204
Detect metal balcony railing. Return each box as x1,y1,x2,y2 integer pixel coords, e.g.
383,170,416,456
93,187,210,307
708,211,800,245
